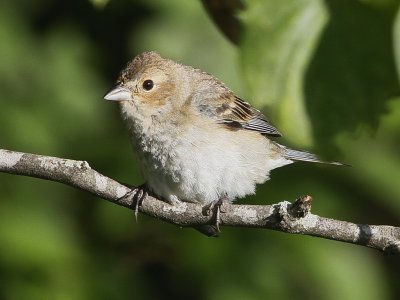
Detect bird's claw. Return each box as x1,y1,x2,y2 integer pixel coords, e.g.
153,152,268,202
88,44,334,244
203,197,228,232
119,184,149,221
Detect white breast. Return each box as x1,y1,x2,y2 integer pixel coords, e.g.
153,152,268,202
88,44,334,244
135,118,292,205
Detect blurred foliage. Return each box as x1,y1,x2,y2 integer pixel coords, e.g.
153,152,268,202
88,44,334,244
240,0,328,147
0,0,400,299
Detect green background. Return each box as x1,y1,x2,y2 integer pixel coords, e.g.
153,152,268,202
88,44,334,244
0,0,399,299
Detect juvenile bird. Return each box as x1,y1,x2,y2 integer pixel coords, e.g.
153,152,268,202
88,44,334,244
104,51,341,234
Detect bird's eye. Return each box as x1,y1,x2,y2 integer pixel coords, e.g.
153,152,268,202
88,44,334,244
142,79,154,91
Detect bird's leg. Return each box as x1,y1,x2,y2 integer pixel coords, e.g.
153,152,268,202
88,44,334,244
203,195,229,232
118,183,149,221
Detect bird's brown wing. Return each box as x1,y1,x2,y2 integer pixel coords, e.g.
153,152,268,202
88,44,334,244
198,93,282,137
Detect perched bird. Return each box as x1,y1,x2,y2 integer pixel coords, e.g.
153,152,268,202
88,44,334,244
104,51,342,234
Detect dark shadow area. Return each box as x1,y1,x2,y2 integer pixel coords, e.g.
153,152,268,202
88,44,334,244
28,0,155,81
305,0,400,155
356,224,372,245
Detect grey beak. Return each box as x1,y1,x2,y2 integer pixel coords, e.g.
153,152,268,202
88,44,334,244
104,86,133,101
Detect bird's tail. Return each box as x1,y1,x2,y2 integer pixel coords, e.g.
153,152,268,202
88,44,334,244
283,147,345,166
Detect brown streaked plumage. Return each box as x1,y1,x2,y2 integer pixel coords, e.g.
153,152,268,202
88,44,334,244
203,93,282,136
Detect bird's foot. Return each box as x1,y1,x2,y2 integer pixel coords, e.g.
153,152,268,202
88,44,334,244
119,184,149,221
203,196,229,232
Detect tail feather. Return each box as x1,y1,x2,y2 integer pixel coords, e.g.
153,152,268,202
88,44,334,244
283,148,345,166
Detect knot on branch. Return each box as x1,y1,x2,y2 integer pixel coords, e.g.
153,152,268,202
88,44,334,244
288,195,313,218
273,196,317,233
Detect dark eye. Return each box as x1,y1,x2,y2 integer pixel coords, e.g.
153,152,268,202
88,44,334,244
142,79,154,91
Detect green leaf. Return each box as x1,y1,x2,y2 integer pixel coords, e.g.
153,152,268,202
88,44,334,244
305,1,400,154
239,0,328,147
337,97,400,214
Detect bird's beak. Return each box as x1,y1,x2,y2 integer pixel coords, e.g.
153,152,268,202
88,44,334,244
104,86,133,101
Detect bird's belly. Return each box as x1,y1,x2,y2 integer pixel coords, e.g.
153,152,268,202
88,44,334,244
138,128,290,205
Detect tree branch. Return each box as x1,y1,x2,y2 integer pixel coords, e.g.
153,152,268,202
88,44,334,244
1,149,399,254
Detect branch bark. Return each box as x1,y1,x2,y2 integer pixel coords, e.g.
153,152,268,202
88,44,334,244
1,148,399,254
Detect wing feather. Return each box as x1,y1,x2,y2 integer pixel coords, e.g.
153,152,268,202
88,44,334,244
192,76,281,137
213,95,281,137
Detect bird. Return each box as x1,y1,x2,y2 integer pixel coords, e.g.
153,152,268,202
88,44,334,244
104,51,342,235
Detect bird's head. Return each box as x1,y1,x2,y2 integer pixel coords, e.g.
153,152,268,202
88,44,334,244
104,52,186,120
